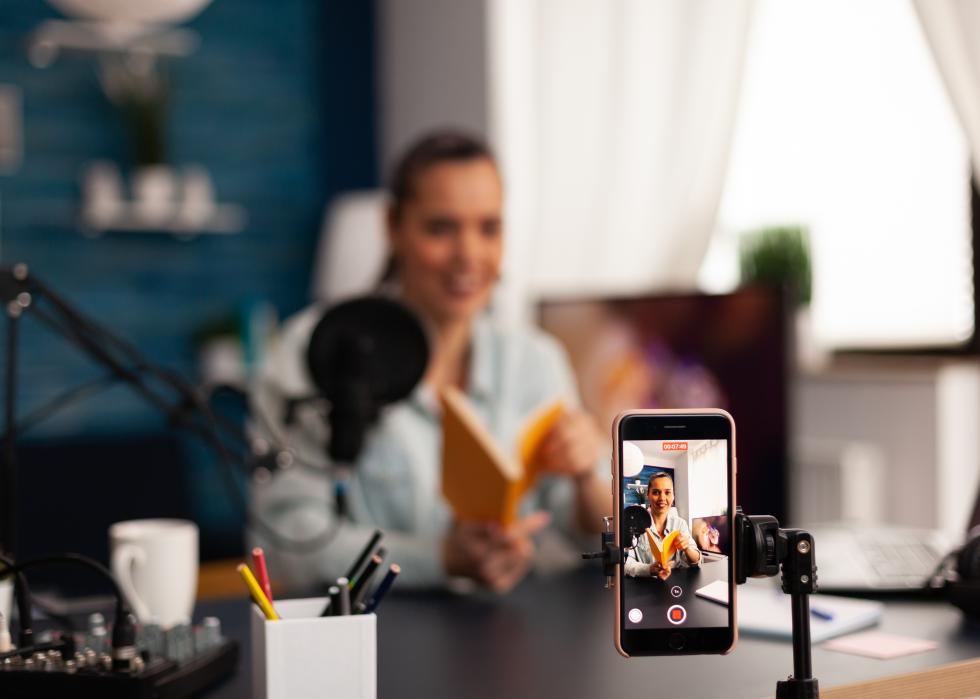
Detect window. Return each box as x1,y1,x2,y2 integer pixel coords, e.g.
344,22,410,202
700,0,972,350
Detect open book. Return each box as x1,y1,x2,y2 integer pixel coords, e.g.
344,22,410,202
644,528,682,568
440,386,564,525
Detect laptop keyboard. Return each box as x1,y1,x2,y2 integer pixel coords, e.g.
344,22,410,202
864,539,941,586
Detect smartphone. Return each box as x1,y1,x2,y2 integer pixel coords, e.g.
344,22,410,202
612,409,737,657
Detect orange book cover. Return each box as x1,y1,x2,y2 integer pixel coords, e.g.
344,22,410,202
440,386,564,526
644,528,682,568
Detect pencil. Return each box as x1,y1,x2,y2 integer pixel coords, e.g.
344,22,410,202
237,563,280,621
345,530,383,587
362,564,400,614
350,553,383,605
251,547,274,603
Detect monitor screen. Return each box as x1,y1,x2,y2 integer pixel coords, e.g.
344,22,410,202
538,286,789,522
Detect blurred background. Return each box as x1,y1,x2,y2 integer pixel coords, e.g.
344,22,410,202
2,0,980,577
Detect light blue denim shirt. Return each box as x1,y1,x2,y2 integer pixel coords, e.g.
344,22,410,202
249,306,601,590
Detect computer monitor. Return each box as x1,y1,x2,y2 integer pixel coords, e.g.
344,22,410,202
538,286,790,522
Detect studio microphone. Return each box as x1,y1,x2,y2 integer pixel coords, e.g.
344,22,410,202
306,295,429,465
623,505,652,545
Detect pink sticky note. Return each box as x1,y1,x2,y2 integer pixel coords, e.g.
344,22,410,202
822,631,938,659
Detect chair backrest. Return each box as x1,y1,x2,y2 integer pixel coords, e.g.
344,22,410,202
310,190,389,304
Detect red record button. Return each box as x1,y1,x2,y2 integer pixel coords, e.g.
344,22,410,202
667,604,687,625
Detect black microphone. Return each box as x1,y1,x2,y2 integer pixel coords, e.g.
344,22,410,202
306,296,429,464
623,505,652,544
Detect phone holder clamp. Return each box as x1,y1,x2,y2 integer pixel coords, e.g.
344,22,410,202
735,507,819,699
580,516,620,589
584,507,820,699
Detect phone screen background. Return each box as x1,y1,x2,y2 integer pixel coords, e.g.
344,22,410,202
620,438,732,631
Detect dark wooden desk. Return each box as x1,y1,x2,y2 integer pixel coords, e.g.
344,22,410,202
202,568,980,699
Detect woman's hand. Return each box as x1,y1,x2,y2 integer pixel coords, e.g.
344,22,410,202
675,531,701,563
536,409,603,480
675,531,693,553
442,512,551,593
649,560,673,581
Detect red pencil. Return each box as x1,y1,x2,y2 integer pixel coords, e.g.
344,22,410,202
251,547,274,603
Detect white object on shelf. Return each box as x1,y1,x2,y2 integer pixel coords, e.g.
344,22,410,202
251,597,376,699
31,0,211,60
29,19,200,68
132,164,177,224
47,0,212,26
81,161,246,237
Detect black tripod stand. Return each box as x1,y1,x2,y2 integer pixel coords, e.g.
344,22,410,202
585,506,820,699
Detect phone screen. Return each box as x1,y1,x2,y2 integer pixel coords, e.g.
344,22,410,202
618,413,735,655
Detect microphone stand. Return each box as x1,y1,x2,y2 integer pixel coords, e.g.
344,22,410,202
1,264,28,558
0,263,255,558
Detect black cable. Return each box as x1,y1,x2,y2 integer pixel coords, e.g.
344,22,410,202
0,374,116,441
192,388,344,555
30,307,178,420
2,553,131,650
246,394,332,476
23,283,345,555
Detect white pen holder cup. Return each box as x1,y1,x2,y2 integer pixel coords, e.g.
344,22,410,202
251,597,376,699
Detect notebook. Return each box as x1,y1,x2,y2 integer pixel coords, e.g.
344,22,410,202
729,579,883,643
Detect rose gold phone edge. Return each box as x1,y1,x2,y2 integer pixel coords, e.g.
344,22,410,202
611,408,738,658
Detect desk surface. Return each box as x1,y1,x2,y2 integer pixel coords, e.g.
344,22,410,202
203,568,980,699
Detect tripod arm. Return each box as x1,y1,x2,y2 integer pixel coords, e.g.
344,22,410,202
734,510,820,699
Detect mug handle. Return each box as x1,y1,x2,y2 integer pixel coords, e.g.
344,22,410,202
111,543,152,623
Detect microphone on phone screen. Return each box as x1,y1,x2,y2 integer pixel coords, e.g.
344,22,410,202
623,505,652,543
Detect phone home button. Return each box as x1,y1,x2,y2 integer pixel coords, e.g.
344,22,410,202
668,632,686,651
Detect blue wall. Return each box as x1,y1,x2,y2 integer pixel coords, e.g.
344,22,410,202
0,0,378,435
0,1,377,558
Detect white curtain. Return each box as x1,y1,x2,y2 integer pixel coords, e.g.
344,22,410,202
915,0,980,177
487,0,754,325
687,440,728,518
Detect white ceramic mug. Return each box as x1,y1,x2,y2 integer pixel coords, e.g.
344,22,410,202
110,519,198,629
0,576,11,631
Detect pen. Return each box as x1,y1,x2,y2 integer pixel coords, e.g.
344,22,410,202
361,564,400,614
336,577,351,615
350,553,384,606
251,547,274,603
810,606,834,622
237,563,280,621
320,576,353,617
345,530,383,586
325,586,342,617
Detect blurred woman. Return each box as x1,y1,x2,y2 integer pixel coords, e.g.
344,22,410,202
251,131,609,592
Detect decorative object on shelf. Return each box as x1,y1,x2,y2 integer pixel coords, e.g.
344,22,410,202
28,0,247,238
29,0,211,67
81,161,246,237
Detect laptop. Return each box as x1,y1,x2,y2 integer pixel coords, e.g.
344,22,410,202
807,492,979,593
804,524,950,592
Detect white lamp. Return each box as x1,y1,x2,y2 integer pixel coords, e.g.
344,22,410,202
623,440,644,478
